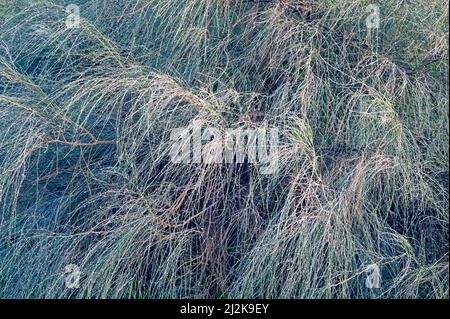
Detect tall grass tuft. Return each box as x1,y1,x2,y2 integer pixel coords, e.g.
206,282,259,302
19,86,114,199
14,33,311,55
0,0,448,298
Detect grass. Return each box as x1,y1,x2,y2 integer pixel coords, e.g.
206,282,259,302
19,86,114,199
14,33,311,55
0,0,448,298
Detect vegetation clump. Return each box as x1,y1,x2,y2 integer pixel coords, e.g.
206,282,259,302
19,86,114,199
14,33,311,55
0,0,448,298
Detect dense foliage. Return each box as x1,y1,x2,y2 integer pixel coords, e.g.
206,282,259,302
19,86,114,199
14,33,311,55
0,0,448,298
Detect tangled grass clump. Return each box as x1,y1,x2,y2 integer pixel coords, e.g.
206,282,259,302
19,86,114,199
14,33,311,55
0,0,448,298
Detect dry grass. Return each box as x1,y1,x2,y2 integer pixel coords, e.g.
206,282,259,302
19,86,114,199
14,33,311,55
0,0,448,298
